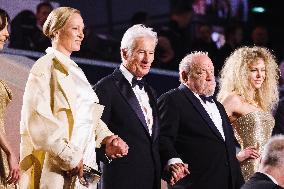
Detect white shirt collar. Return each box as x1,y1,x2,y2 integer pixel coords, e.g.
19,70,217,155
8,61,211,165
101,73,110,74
46,47,78,68
261,172,279,185
185,85,213,104
120,64,135,85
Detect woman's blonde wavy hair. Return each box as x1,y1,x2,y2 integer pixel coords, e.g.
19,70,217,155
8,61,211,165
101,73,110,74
217,46,279,112
43,7,80,39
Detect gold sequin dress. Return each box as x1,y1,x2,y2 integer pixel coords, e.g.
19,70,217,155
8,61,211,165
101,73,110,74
232,111,274,181
0,80,14,189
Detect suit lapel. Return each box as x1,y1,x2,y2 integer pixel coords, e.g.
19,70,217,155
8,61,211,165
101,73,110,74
179,84,224,141
215,102,232,142
144,84,159,141
112,69,150,137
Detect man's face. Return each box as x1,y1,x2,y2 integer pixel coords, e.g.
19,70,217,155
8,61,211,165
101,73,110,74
186,55,216,96
36,5,52,27
123,36,155,78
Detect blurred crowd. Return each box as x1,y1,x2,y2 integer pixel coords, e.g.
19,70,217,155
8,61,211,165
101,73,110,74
4,0,283,77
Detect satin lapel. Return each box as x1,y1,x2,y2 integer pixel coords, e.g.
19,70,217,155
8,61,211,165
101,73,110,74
178,84,224,140
112,69,150,136
215,102,231,143
144,83,159,141
52,59,76,116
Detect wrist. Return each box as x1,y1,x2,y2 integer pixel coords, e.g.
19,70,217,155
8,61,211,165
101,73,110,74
104,153,112,163
101,144,112,163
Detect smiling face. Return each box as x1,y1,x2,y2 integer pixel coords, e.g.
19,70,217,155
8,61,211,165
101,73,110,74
0,18,9,50
186,55,216,96
248,58,266,90
122,36,155,78
55,13,84,56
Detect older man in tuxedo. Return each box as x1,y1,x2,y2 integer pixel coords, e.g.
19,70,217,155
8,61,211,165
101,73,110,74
158,51,244,189
94,24,161,189
241,135,284,189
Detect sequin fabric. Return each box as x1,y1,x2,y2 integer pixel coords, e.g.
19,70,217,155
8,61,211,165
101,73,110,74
0,80,15,189
232,111,274,181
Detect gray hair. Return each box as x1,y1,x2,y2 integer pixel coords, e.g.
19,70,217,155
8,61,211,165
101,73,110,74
179,51,208,82
262,135,284,167
120,24,157,56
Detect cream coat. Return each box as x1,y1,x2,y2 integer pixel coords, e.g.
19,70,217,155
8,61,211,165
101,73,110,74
19,52,113,189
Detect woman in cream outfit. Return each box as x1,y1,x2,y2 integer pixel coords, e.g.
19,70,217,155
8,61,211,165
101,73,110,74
0,8,20,189
217,46,279,181
19,7,128,189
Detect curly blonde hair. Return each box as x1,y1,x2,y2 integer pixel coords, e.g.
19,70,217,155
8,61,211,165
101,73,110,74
217,46,279,112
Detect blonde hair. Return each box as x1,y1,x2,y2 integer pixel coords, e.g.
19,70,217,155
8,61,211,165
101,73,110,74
43,7,80,39
217,46,279,112
179,51,208,83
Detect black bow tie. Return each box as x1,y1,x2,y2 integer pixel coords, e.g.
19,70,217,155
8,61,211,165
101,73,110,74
132,77,144,89
199,95,214,103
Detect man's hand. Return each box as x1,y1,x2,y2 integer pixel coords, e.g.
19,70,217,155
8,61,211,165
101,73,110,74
237,146,260,162
168,163,190,186
103,135,129,159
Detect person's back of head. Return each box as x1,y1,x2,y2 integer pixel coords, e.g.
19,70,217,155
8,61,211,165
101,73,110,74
260,135,284,187
11,10,36,28
9,10,36,49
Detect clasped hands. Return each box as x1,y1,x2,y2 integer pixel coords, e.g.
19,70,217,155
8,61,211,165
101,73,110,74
166,163,190,186
104,135,129,159
70,135,128,178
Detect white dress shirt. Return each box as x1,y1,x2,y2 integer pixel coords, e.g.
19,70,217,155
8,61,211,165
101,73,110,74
120,64,153,135
167,89,225,166
192,92,225,140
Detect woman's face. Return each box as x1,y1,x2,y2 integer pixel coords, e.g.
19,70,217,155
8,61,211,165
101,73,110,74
248,58,266,89
56,13,84,56
0,18,9,50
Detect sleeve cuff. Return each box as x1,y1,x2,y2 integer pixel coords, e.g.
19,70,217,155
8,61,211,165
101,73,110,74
51,140,83,170
167,158,183,166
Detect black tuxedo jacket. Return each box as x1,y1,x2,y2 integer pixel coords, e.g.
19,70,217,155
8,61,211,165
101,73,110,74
158,84,244,189
241,172,283,189
94,68,160,189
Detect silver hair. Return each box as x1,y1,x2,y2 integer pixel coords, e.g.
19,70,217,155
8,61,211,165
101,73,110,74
262,135,284,167
120,24,157,56
179,51,208,82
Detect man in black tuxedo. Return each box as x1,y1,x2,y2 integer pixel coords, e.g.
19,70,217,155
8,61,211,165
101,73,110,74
241,135,284,189
94,24,161,189
158,51,244,189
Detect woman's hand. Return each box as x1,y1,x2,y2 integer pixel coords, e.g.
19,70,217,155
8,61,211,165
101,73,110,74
237,146,260,162
6,153,20,184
